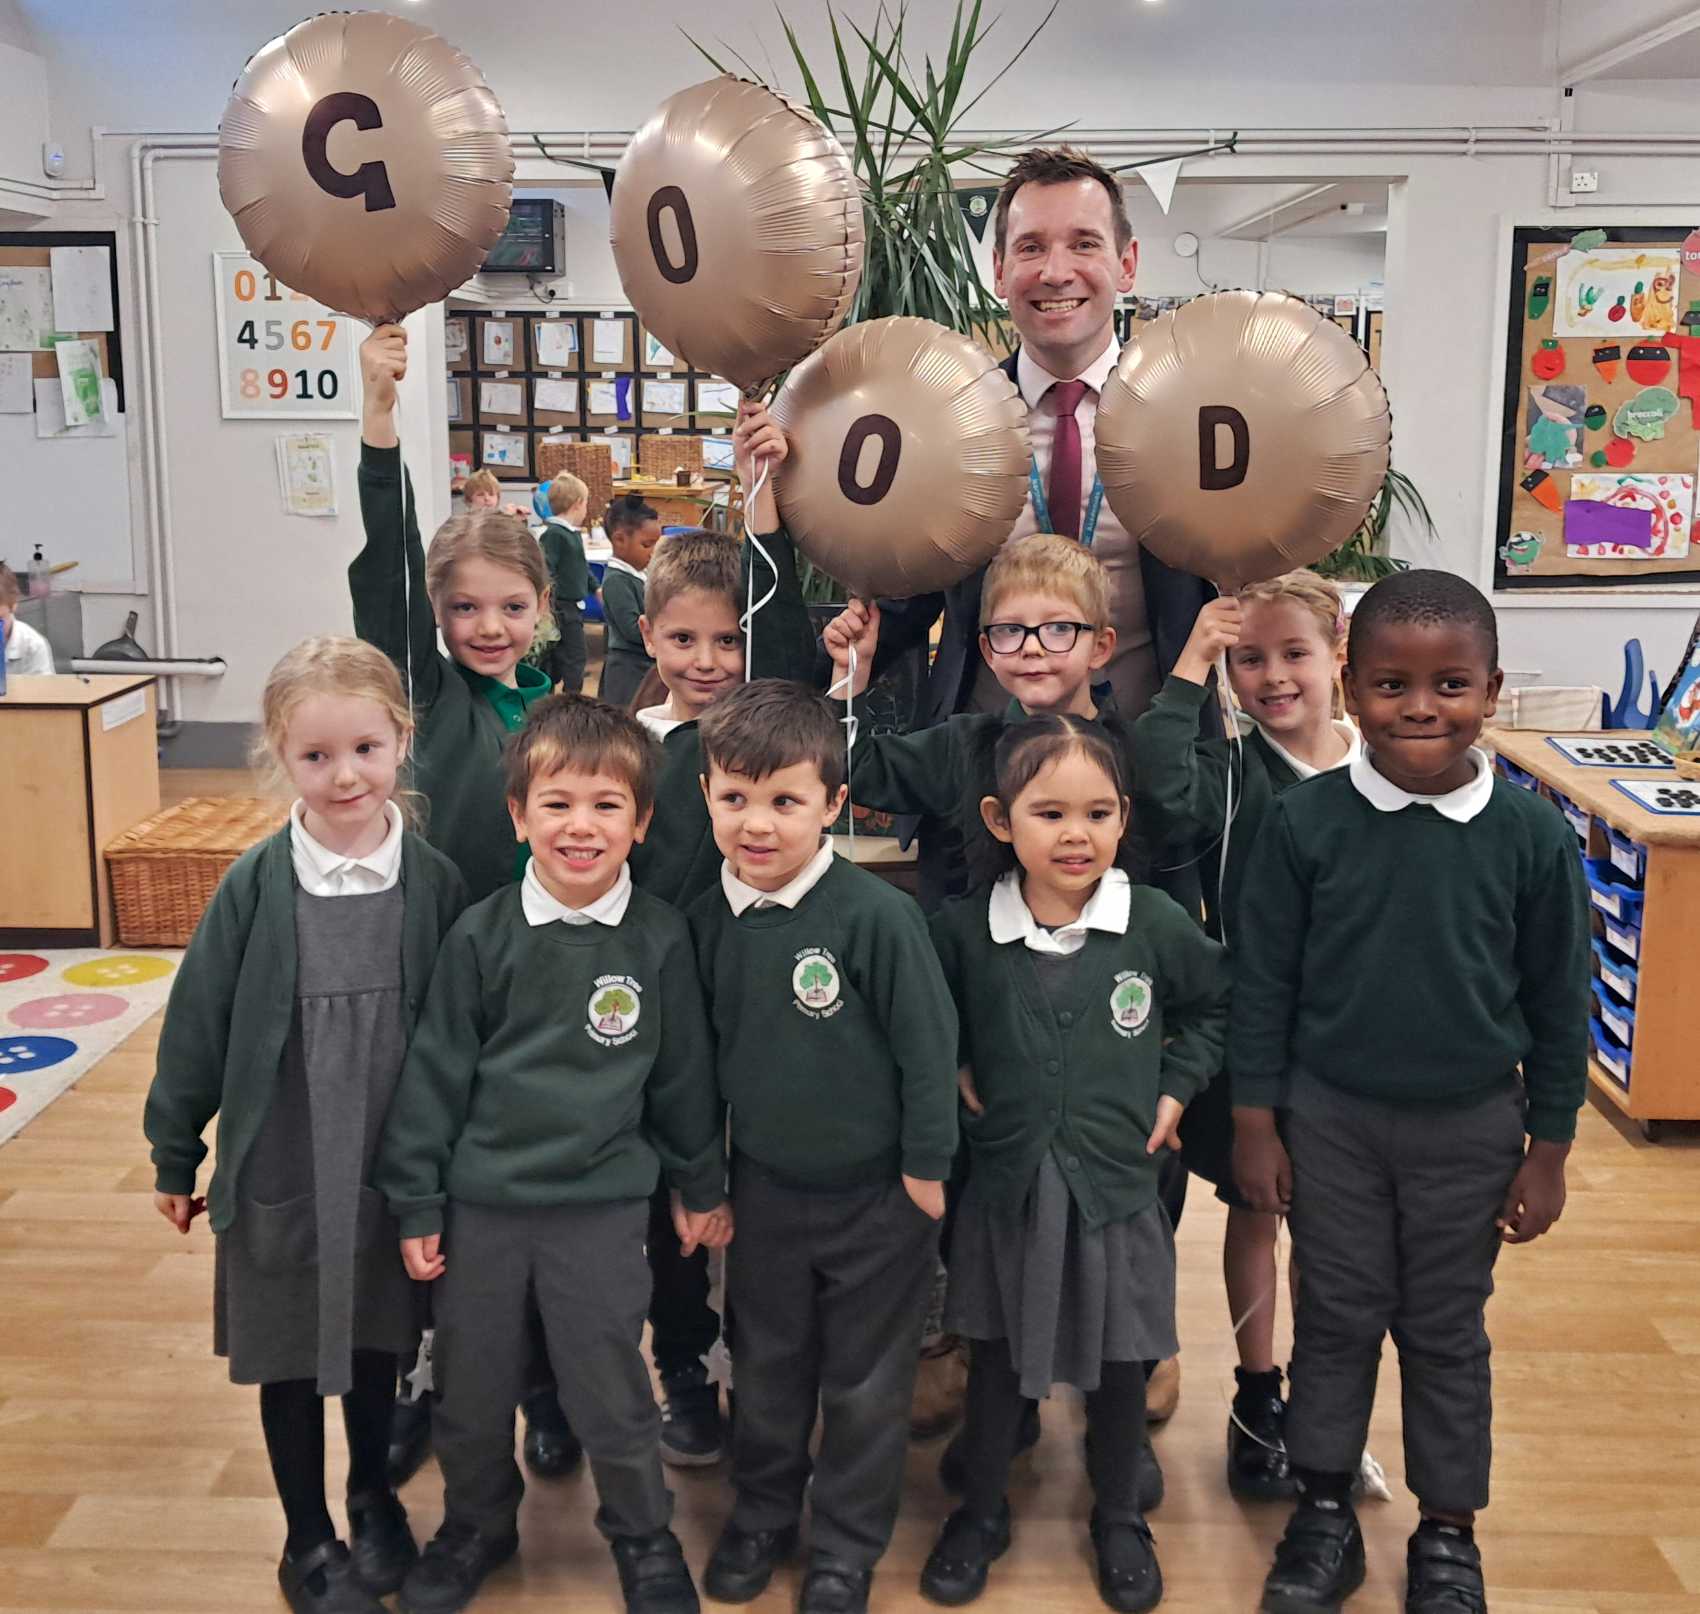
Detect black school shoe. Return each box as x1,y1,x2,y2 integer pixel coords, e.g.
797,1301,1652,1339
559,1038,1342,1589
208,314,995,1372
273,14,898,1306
920,1501,1012,1606
347,1488,419,1595
703,1520,799,1603
1405,1522,1487,1613
521,1388,585,1478
937,1401,1041,1490
799,1553,873,1614
1089,1515,1162,1613
1260,1504,1366,1614
279,1540,387,1614
611,1528,701,1614
398,1519,519,1614
660,1362,726,1467
1228,1370,1298,1501
386,1395,432,1489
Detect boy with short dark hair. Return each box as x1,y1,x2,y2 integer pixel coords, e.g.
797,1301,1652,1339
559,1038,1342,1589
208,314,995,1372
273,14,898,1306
1230,570,1589,1614
687,680,959,1614
376,694,731,1614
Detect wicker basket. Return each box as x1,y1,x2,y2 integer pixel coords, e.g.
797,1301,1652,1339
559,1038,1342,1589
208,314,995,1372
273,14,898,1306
639,434,704,484
106,797,289,946
1675,751,1700,782
536,439,614,524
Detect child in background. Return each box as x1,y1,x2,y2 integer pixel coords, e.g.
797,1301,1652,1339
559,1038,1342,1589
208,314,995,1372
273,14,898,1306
1232,571,1588,1614
539,473,591,695
687,681,958,1614
599,492,662,709
144,637,468,1614
1129,570,1355,1501
376,695,731,1614
925,715,1227,1613
0,563,54,675
462,469,529,521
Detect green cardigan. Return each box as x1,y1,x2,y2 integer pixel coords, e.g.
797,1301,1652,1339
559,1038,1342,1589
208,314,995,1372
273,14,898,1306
929,880,1229,1227
353,442,550,902
539,521,590,608
600,564,648,660
143,826,468,1233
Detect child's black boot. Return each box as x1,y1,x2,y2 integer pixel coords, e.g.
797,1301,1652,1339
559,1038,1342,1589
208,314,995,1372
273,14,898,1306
703,1520,799,1602
611,1527,700,1614
1405,1520,1486,1614
1259,1470,1364,1614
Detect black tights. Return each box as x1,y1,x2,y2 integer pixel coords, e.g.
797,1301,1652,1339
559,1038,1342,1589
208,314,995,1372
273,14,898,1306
961,1339,1149,1525
260,1349,397,1557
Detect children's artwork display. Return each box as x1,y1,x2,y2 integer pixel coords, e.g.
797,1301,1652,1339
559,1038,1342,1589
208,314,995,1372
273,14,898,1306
1496,226,1700,587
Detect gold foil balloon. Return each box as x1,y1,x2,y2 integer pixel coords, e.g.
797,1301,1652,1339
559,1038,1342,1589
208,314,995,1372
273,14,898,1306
1096,291,1391,590
218,12,513,323
610,76,862,392
772,318,1031,599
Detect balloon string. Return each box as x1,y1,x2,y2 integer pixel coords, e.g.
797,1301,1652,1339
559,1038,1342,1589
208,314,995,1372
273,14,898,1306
828,644,860,854
1215,640,1240,950
394,384,415,714
742,453,776,682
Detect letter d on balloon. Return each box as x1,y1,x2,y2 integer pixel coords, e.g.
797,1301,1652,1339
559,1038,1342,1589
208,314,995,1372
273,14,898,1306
1198,404,1249,492
302,91,397,212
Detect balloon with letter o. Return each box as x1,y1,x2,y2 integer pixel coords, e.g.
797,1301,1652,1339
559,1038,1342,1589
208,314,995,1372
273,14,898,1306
218,12,514,323
1095,291,1391,590
610,76,863,393
772,318,1032,600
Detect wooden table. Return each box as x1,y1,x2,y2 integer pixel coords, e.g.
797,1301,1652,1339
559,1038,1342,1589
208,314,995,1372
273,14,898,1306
0,674,159,947
1485,728,1699,1138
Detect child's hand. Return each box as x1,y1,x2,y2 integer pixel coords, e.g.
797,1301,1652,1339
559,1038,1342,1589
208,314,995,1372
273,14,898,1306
1231,1107,1292,1215
956,1065,984,1116
401,1234,446,1282
673,1192,735,1254
734,398,785,534
822,599,880,697
1145,1095,1185,1155
361,324,408,407
1498,1139,1568,1244
1173,595,1243,686
153,1191,204,1234
902,1175,946,1221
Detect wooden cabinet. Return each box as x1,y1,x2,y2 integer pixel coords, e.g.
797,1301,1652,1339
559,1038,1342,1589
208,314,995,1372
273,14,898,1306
0,675,160,947
1486,729,1700,1139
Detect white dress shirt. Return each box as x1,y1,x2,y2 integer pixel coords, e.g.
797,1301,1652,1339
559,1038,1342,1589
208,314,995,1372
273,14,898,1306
1348,746,1494,824
290,800,404,897
986,866,1131,958
970,335,1155,718
721,838,836,917
3,616,55,676
520,859,633,926
1254,718,1362,781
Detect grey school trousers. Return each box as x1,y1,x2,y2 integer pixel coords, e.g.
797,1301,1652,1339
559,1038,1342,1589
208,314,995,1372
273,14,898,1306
727,1157,939,1567
1284,1072,1527,1515
431,1198,671,1540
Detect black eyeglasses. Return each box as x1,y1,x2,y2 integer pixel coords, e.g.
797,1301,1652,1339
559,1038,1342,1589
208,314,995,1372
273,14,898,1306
982,620,1095,656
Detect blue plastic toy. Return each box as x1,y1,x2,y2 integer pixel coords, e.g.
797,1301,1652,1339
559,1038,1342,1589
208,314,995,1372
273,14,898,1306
1604,637,1660,729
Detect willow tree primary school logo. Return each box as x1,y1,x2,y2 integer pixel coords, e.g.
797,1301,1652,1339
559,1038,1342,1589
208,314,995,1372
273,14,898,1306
1109,970,1153,1038
791,949,843,1019
587,975,643,1046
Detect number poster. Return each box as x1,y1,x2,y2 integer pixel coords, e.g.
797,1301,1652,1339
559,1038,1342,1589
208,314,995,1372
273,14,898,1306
213,252,359,421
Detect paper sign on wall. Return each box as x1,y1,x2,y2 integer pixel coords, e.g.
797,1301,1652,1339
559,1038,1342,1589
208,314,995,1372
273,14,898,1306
535,321,578,367
587,380,619,416
643,332,677,367
34,376,117,438
482,321,516,366
695,380,740,417
481,432,527,468
479,379,524,416
1564,472,1692,559
276,432,337,517
643,379,688,418
592,319,625,365
0,268,54,351
1554,246,1680,339
56,338,105,428
0,353,32,413
534,378,579,415
49,246,114,332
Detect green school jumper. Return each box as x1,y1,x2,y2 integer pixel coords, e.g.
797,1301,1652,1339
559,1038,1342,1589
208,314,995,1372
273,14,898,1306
599,562,653,703
353,444,551,901
538,521,590,609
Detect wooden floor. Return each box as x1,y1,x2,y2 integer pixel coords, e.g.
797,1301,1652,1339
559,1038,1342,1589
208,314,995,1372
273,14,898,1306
0,996,1695,1614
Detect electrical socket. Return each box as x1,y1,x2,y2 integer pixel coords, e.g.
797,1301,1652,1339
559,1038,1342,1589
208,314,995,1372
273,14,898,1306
1570,170,1600,194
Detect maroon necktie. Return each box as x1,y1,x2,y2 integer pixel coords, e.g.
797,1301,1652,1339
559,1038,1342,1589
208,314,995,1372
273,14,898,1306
1046,379,1088,539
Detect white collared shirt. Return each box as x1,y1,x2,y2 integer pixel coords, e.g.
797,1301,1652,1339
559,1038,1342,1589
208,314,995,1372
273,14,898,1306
987,866,1131,957
635,704,686,740
722,838,836,917
1254,718,1362,781
1349,746,1494,824
604,555,647,584
290,800,404,897
520,858,633,927
3,616,54,675
972,333,1155,718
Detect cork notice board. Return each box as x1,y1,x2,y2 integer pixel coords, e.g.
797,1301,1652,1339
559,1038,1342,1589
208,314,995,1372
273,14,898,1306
1495,225,1700,589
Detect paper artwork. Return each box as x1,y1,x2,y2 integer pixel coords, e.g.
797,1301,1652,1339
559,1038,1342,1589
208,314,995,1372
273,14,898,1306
1525,385,1585,469
643,380,688,419
56,337,105,429
1554,247,1680,339
479,379,524,416
592,434,633,476
696,380,739,417
643,331,677,368
481,432,527,469
587,380,619,416
1564,472,1692,559
535,320,578,367
592,319,626,364
1499,531,1543,573
702,436,736,471
0,352,32,413
1613,386,1679,442
534,378,579,416
481,320,516,366
0,268,55,351
49,246,114,332
276,432,337,517
34,376,116,438
445,319,468,364
446,378,463,422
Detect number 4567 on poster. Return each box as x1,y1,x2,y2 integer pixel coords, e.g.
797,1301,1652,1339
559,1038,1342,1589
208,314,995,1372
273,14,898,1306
213,251,360,421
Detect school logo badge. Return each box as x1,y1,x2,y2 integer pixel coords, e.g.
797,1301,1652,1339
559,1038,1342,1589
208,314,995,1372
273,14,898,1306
791,949,843,1019
1109,971,1153,1038
587,974,643,1046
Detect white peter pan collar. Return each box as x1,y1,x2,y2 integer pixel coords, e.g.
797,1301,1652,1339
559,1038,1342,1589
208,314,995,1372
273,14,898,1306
722,838,836,917
1349,746,1494,824
520,859,632,927
290,800,403,897
987,866,1130,958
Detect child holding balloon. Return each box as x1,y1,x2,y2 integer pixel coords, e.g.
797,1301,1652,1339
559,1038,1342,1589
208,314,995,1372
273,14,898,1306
1129,570,1356,1502
144,635,468,1614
